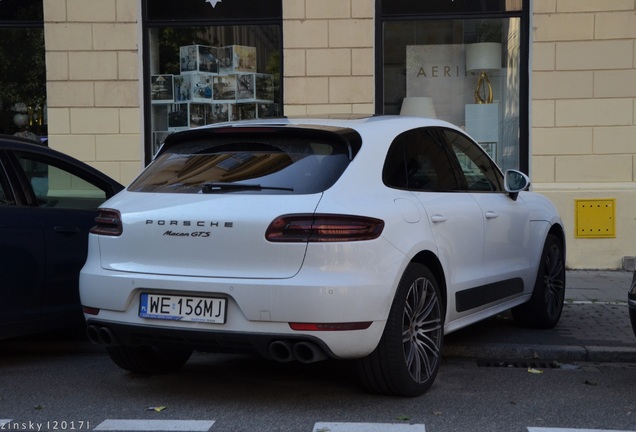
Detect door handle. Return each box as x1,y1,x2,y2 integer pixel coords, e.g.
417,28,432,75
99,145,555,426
431,214,447,223
485,211,499,219
53,226,80,234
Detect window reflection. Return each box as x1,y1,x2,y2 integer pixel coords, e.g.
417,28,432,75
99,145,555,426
382,17,520,171
147,24,282,160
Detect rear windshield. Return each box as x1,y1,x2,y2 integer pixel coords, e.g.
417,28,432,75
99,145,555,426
128,135,352,194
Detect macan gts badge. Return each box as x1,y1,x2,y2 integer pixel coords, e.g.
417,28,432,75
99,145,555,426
145,218,234,238
80,116,566,397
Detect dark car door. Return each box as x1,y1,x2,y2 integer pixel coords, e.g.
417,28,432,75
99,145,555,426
0,153,45,332
0,140,123,339
11,150,119,326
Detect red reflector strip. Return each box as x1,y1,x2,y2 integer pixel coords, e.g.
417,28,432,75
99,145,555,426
289,322,372,331
83,306,100,316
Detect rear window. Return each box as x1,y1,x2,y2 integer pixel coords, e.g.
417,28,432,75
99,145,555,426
128,133,353,194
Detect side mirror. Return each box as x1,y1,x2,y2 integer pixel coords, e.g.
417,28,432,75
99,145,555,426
504,169,530,201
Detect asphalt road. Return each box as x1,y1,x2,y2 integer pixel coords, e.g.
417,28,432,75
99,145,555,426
1,334,635,432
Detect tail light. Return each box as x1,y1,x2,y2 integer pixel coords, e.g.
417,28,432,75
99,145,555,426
265,214,384,242
90,208,122,236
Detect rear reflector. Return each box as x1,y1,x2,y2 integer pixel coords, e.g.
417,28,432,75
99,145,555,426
266,214,384,242
83,306,100,316
289,322,372,331
90,208,122,236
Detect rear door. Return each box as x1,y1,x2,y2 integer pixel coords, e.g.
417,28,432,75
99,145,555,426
386,128,487,297
0,151,45,333
441,129,531,290
12,150,116,322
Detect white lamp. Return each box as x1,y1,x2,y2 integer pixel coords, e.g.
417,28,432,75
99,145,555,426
399,97,437,118
465,42,501,104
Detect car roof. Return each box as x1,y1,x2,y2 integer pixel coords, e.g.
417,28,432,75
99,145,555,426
0,134,48,149
194,114,461,132
159,115,467,155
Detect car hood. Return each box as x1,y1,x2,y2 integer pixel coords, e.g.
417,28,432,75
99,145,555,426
94,191,322,279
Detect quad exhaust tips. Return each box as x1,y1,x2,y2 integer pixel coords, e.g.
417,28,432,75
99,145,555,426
86,325,120,347
268,340,328,364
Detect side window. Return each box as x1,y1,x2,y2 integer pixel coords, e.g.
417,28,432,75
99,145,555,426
442,130,503,192
16,153,108,210
0,163,13,206
383,128,461,192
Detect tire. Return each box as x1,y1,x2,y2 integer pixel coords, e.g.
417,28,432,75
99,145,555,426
106,345,193,374
513,233,566,329
357,263,444,397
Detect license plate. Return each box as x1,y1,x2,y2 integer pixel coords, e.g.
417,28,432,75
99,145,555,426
139,293,226,324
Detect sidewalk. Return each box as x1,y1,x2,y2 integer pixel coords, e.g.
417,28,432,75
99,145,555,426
443,270,636,363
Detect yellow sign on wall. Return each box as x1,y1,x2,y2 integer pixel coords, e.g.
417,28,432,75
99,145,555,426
575,199,616,238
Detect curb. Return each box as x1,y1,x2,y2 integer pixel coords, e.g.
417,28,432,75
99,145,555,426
443,343,636,363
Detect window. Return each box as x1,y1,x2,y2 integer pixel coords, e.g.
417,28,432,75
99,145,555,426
128,130,353,195
0,0,46,140
143,0,283,163
442,129,503,192
384,128,461,192
377,1,529,173
17,154,108,210
0,164,13,206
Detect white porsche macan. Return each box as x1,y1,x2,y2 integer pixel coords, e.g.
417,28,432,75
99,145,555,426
80,115,566,396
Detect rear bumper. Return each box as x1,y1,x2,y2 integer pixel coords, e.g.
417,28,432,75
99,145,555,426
80,254,404,358
84,316,386,360
85,318,333,358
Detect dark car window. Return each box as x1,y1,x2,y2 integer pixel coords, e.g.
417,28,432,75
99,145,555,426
0,163,13,206
441,130,503,192
383,128,461,192
15,153,109,210
129,137,352,194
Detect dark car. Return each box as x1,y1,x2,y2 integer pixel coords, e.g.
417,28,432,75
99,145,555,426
0,135,124,339
629,271,636,338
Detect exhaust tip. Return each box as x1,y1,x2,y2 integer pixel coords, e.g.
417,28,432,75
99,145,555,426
86,325,100,344
268,340,294,362
97,326,119,347
293,342,328,364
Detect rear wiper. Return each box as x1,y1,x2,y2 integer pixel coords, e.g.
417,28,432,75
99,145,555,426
201,182,294,193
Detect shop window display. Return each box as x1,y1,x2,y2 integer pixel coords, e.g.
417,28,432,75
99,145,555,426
378,1,528,172
145,0,282,160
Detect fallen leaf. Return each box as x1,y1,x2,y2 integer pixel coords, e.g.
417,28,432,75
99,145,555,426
146,406,167,412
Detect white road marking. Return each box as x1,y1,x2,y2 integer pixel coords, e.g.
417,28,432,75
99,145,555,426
313,422,425,432
528,428,635,432
0,420,11,426
93,419,215,431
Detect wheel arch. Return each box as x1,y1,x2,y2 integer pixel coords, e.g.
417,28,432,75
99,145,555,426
410,250,447,318
548,222,566,260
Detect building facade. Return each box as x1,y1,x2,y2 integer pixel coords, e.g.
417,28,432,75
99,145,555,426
2,0,635,269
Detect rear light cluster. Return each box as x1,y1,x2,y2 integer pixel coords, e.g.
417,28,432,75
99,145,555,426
90,208,123,236
265,214,384,243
